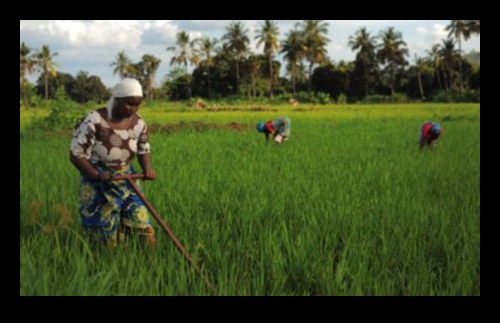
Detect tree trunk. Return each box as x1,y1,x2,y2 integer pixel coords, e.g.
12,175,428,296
458,35,463,94
207,70,211,99
390,64,395,96
449,68,453,92
44,73,49,100
21,81,30,108
268,55,273,98
307,62,313,95
236,59,240,96
415,55,425,100
185,64,191,99
148,77,153,101
441,65,449,92
417,71,424,100
252,75,256,97
435,66,442,91
364,59,368,98
292,64,296,96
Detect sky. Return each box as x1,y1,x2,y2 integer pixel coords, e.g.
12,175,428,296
20,20,480,88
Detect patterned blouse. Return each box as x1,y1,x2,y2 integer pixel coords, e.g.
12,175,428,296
70,108,151,168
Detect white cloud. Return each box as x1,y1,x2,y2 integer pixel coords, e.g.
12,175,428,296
328,20,421,27
430,23,448,43
415,27,427,35
20,20,144,49
141,20,178,45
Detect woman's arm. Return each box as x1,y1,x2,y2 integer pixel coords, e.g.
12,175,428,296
138,153,156,180
137,119,156,179
69,112,111,181
69,153,111,181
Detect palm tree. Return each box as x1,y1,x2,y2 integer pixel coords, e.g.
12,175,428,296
334,60,354,99
110,51,134,80
439,38,461,92
280,29,304,96
195,37,219,99
35,44,58,100
243,54,265,97
222,21,250,95
167,31,199,99
415,54,425,100
287,61,307,89
425,44,443,91
348,27,377,98
446,20,472,93
295,20,330,95
255,20,280,98
20,42,36,107
377,27,409,96
140,54,161,100
467,20,480,35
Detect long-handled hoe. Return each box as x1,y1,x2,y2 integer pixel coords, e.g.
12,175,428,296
112,174,215,291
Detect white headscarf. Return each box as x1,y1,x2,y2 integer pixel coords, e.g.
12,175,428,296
106,78,143,119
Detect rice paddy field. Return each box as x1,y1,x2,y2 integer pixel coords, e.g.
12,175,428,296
20,103,480,296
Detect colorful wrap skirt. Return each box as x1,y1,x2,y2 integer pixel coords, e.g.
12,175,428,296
79,164,152,243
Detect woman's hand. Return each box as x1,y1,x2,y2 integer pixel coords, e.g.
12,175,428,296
143,169,157,180
93,171,112,182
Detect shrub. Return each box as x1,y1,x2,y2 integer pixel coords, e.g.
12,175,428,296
30,100,86,131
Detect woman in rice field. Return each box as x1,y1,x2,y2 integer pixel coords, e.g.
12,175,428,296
256,117,291,144
419,121,442,149
70,78,157,248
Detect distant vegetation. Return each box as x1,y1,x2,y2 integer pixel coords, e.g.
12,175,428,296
464,50,480,66
21,20,480,106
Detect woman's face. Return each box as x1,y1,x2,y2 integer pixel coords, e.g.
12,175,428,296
115,96,143,118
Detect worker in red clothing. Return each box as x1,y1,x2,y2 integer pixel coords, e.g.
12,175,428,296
256,117,291,144
419,121,442,149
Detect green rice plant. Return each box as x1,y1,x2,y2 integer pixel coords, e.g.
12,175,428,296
20,103,480,295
